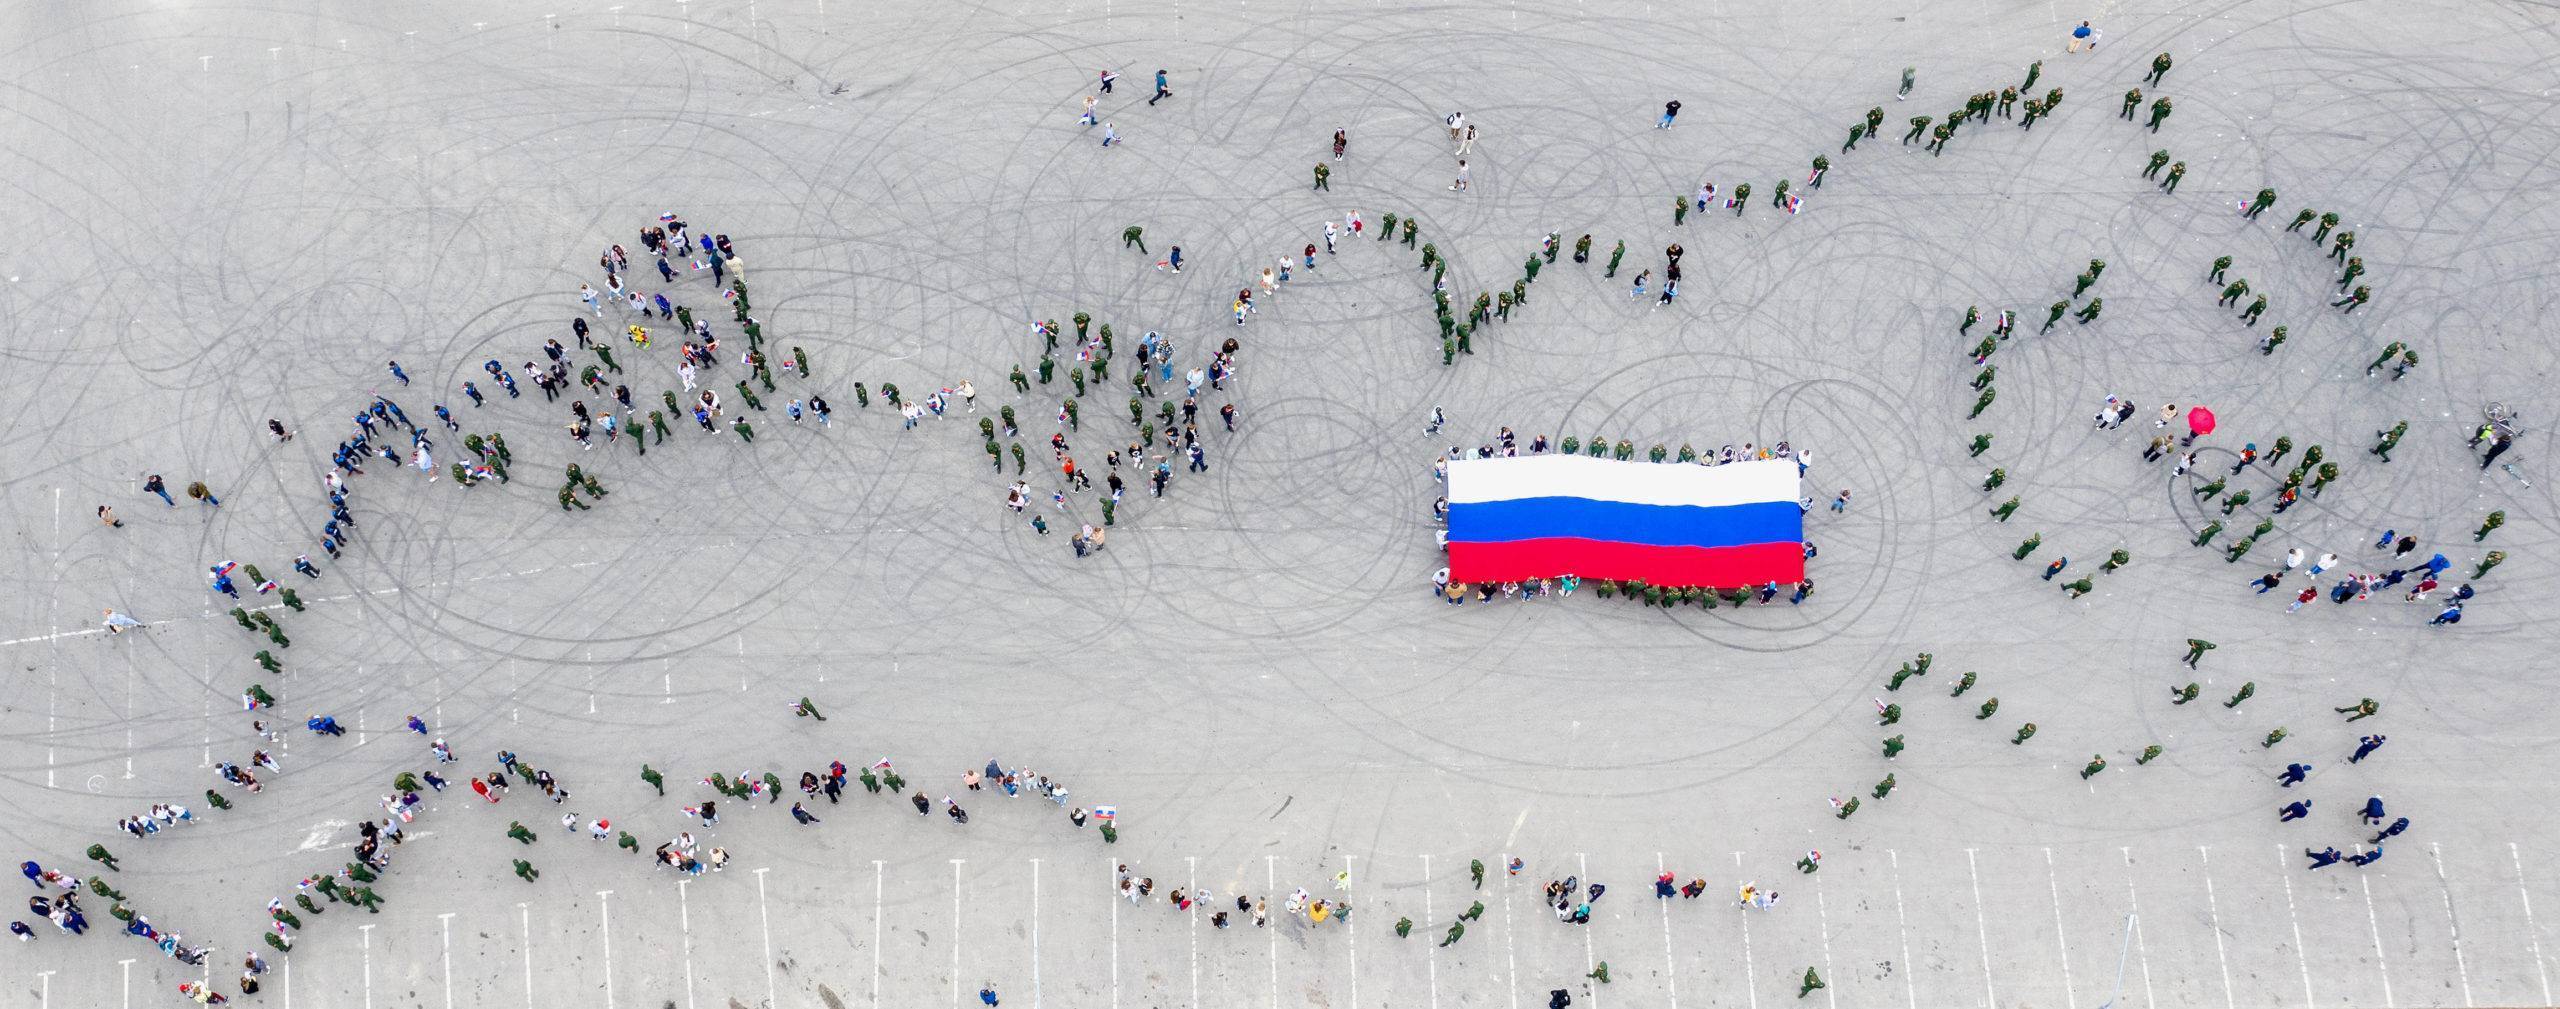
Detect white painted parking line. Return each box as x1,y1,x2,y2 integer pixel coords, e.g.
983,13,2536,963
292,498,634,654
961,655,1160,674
2117,849,2154,1009
1964,848,1996,1008
874,861,886,1009
1655,853,1681,1009
1811,865,1835,1009
1029,860,1042,1009
2274,844,2315,1009
2043,848,2074,1001
1734,852,1758,1009
438,914,455,1009
2199,848,2235,1009
1423,855,1439,1009
518,903,533,1009
2431,844,2475,1007
598,890,617,1009
2512,843,2552,1004
1499,852,1518,1009
2359,875,2396,1006
755,867,778,1007
678,879,697,1009
1888,850,1916,1009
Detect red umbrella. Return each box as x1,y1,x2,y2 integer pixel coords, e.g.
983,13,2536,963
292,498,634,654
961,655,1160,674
2186,406,2217,437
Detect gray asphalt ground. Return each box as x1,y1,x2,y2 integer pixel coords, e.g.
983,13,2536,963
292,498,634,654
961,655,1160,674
4,0,2558,1005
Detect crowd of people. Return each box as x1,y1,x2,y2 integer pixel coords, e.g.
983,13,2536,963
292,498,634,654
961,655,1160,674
26,22,2527,1005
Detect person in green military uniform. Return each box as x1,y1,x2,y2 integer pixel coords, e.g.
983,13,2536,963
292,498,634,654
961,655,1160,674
2063,577,2094,598
2478,510,2507,541
2209,255,2233,283
2246,188,2277,218
2034,300,2064,333
1731,182,1751,212
1982,468,2007,492
2338,256,2365,290
1971,364,1997,389
2137,745,2164,765
1968,433,1993,457
2292,460,2327,496
1835,796,1860,819
2171,682,2201,705
2159,161,2185,193
1395,917,1413,938
2239,295,2266,324
1960,305,1980,335
2224,682,2255,708
2120,87,2143,119
508,821,537,844
2337,698,2380,721
1843,122,1865,151
1312,163,1329,190
514,859,540,882
256,650,282,673
2181,639,2217,668
2331,230,2356,261
1122,226,1146,252
2371,421,2406,461
1402,218,1419,246
2475,551,2506,578
1873,774,1897,799
2263,727,2289,749
1903,114,1931,143
2259,326,2290,355
2146,97,2172,131
2081,755,2108,780
1969,388,1995,419
1604,240,1626,277
2012,722,2036,744
2334,285,2370,313
1882,735,1905,759
1800,968,1827,999
2075,298,2103,324
1441,921,1465,946
1879,703,1902,726
1926,123,1951,154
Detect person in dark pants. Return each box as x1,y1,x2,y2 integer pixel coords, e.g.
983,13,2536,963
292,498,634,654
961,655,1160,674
2305,847,2342,869
1149,70,1170,106
2277,762,2310,786
2481,435,2514,469
2278,800,2311,821
2350,734,2386,762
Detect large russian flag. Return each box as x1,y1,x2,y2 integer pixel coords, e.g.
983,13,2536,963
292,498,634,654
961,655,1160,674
1445,456,1804,587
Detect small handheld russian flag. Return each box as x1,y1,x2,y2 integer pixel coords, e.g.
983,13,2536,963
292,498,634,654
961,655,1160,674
1784,195,1804,215
1091,805,1117,820
660,212,679,222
